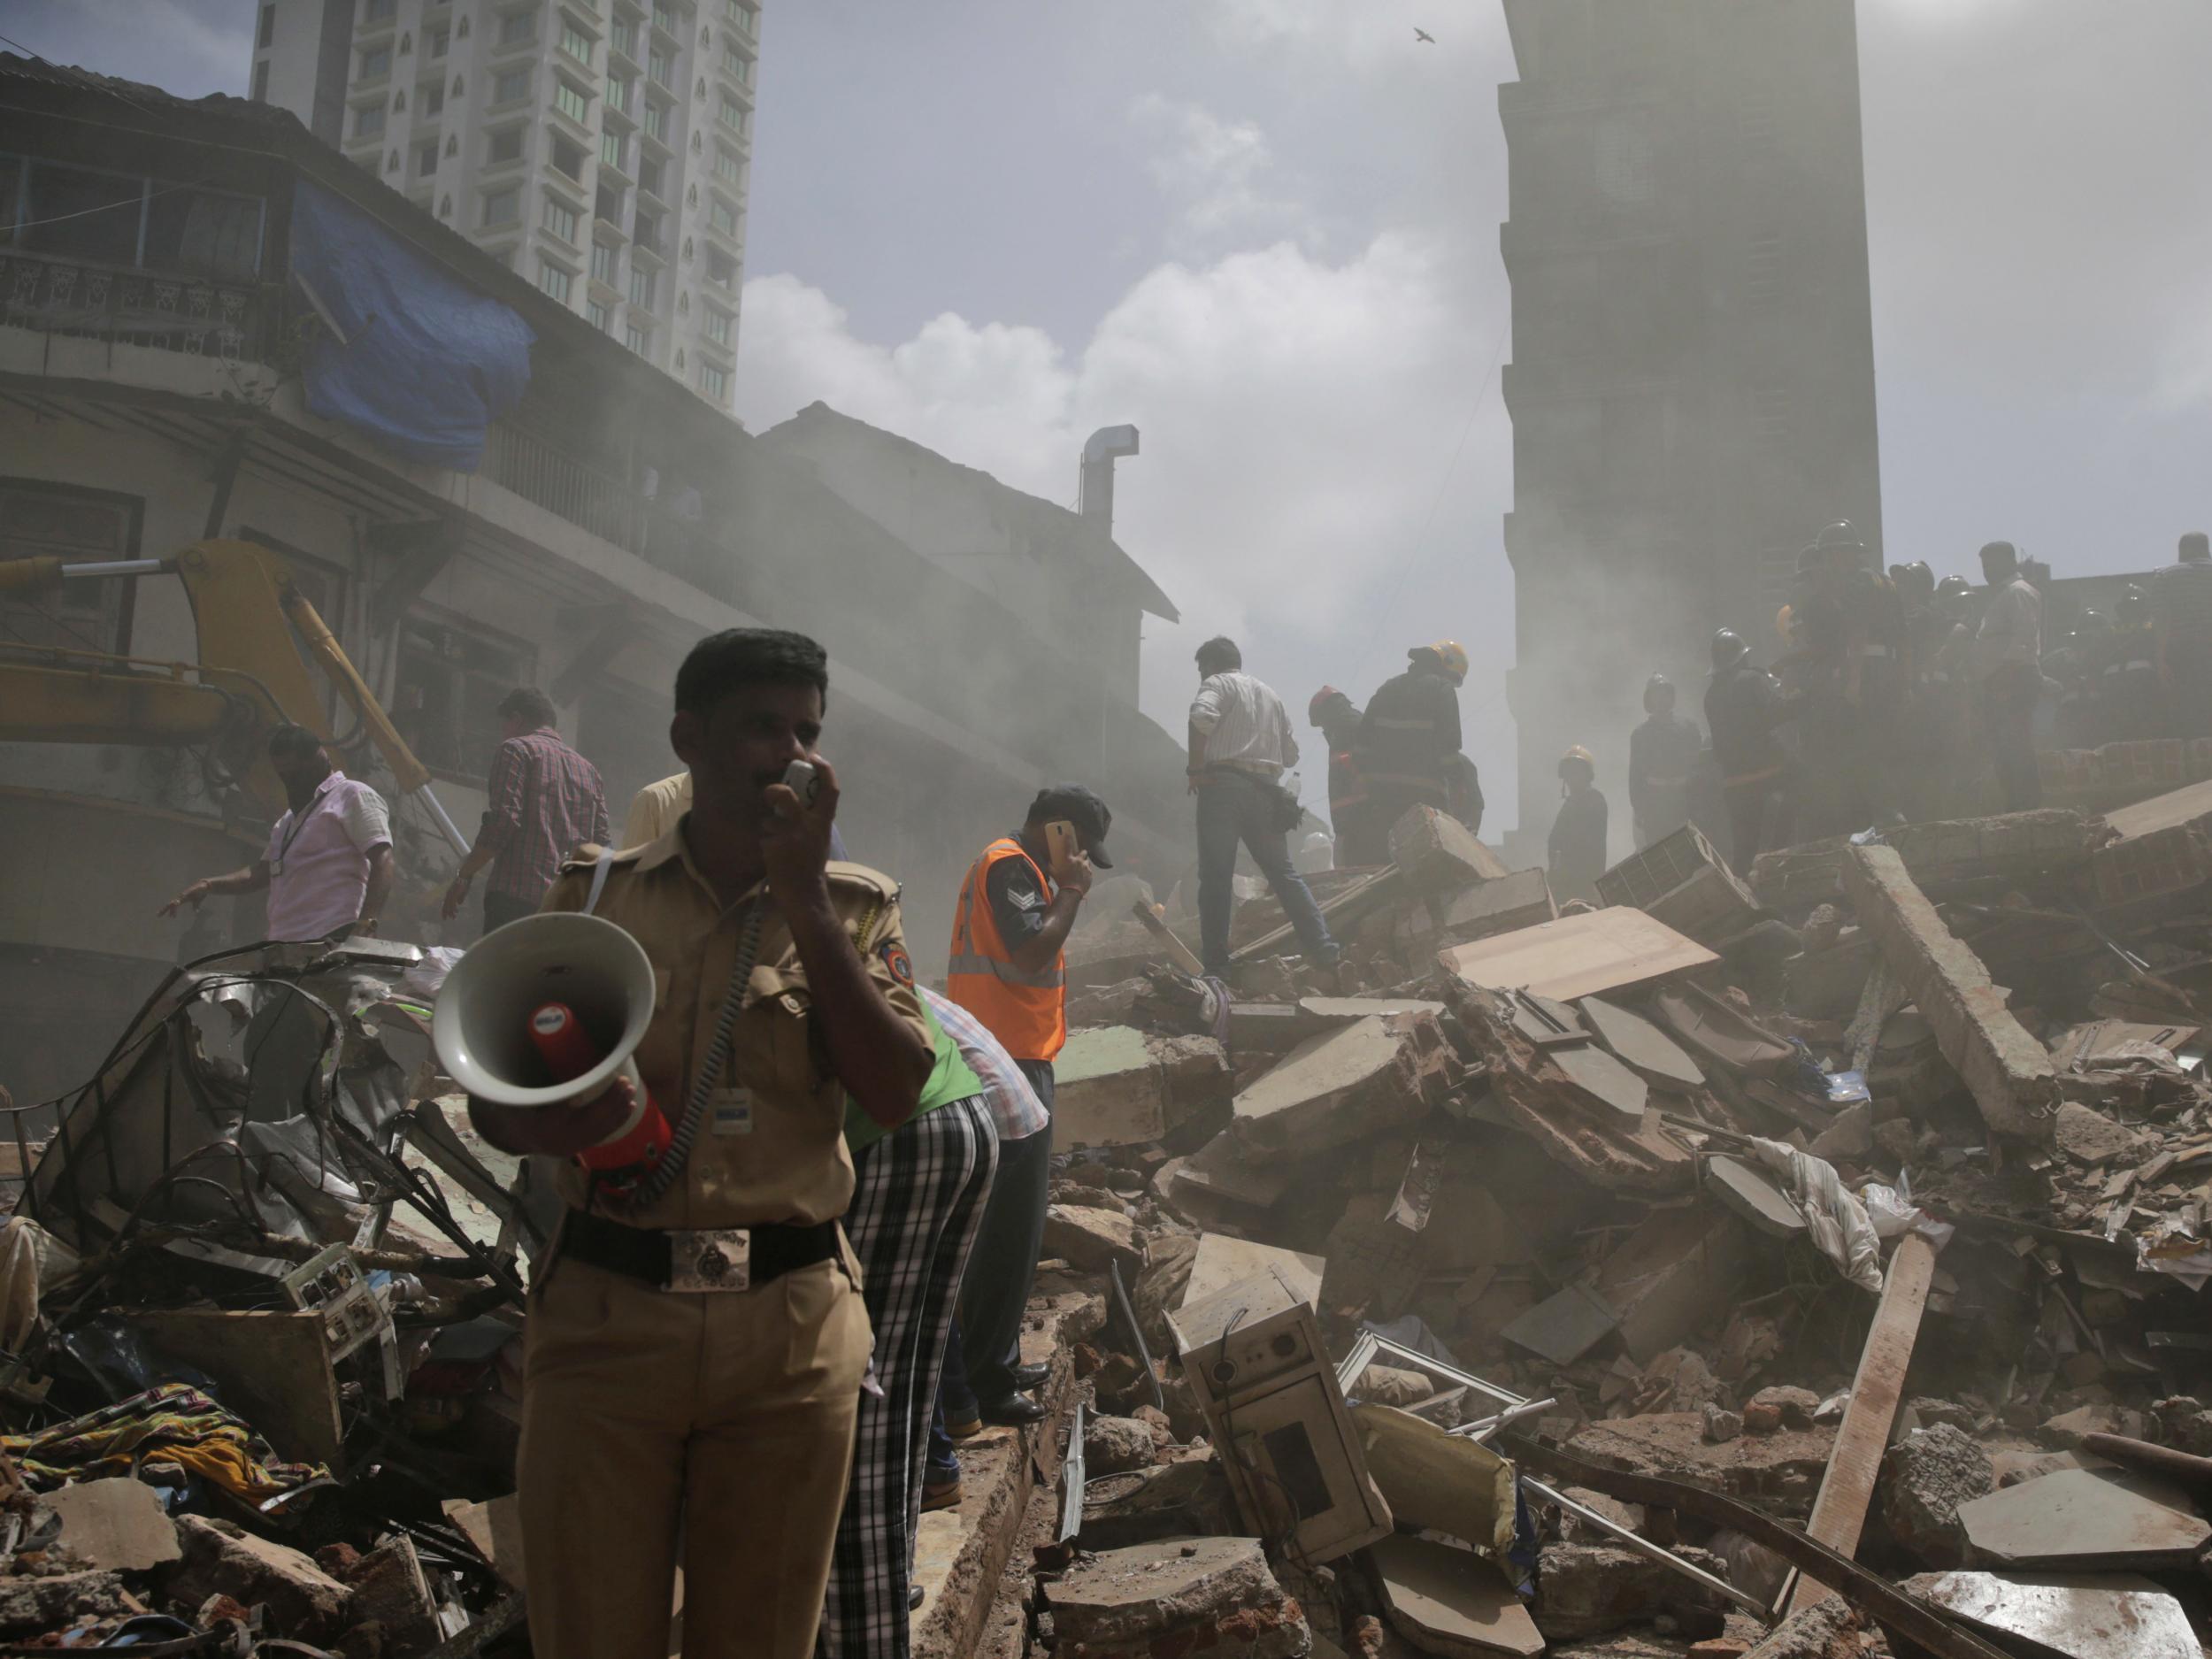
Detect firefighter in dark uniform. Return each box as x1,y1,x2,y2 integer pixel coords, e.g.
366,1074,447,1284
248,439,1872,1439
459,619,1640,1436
1353,640,1470,856
1548,745,1609,903
2098,586,2162,744
468,629,934,1659
1309,686,1378,865
1705,628,1801,873
1628,672,1701,849
1793,521,1907,836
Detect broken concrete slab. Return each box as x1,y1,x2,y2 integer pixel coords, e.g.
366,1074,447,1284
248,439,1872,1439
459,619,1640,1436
1564,1415,1837,1518
1439,907,1717,1004
1596,1205,1755,1363
1880,1425,1995,1569
1042,1203,1146,1278
1043,1537,1311,1659
1841,845,2059,1141
1394,868,1558,957
2100,775,2212,842
1740,1598,1862,1659
1169,1129,1294,1214
1502,1282,1619,1367
1053,1027,1232,1150
1549,1044,1650,1125
1754,809,2105,910
2051,1101,2154,1169
42,1476,180,1572
443,1494,524,1590
1079,1458,1237,1553
1955,1466,2210,1571
1595,823,1762,948
1296,995,1446,1032
167,1516,351,1643
1703,1157,1807,1239
1225,1001,1308,1056
1903,1571,2197,1659
1389,804,1512,895
1183,1233,1324,1312
1650,986,1796,1079
1578,996,1704,1092
1370,1532,1541,1657
1229,1011,1455,1164
1533,1541,1729,1641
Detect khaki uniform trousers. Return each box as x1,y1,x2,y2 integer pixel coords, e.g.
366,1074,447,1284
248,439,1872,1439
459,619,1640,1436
518,1254,872,1659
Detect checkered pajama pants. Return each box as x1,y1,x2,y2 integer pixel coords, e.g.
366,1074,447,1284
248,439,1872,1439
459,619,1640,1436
819,1095,997,1659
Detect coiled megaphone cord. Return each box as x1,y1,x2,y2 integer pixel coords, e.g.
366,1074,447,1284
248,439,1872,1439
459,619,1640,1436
617,899,768,1213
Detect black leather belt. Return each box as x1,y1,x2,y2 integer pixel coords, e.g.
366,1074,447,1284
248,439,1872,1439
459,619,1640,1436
558,1208,839,1293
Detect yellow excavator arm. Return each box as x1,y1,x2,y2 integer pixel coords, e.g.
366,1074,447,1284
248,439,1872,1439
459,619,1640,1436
0,540,466,850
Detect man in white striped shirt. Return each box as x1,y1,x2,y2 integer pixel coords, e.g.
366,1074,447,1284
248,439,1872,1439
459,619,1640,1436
1187,636,1340,978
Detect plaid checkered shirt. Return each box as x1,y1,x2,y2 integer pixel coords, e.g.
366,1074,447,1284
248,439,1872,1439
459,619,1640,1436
479,728,611,904
921,987,1049,1141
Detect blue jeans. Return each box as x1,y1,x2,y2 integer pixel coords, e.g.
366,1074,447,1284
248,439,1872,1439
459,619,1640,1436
1197,770,1337,975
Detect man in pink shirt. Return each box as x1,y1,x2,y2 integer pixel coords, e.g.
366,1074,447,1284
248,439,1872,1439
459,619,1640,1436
159,725,396,1118
161,725,396,942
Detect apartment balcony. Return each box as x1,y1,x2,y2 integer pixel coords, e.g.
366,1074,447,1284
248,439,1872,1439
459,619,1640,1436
0,250,265,363
480,420,643,550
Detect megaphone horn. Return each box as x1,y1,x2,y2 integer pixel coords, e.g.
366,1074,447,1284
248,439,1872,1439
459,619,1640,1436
433,911,671,1173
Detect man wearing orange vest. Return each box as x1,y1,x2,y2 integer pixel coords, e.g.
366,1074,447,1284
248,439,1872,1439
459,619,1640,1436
943,784,1107,1424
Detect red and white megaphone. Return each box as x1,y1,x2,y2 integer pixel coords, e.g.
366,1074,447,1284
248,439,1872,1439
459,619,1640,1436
432,911,671,1178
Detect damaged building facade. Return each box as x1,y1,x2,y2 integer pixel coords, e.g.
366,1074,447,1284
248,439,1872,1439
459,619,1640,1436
1497,0,1884,866
0,59,1187,1110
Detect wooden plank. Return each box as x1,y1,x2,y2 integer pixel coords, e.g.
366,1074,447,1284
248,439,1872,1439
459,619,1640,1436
1127,896,1206,977
1784,1232,1939,1617
1231,867,1402,964
1437,907,1717,1003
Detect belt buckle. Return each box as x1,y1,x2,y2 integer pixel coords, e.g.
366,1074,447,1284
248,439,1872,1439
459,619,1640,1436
667,1228,750,1293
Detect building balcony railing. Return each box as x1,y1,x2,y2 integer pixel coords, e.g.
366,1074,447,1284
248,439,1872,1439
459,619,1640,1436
0,251,264,363
480,420,642,549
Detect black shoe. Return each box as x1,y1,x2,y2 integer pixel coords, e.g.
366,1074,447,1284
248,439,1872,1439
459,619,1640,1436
909,1584,926,1611
977,1389,1048,1425
1013,1362,1049,1391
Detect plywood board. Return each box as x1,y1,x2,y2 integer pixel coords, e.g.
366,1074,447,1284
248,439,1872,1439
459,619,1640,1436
1370,1532,1540,1656
2103,778,2212,842
1439,908,1717,1004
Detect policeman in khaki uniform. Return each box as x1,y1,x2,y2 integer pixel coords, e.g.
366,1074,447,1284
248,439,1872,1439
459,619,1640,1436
469,629,933,1659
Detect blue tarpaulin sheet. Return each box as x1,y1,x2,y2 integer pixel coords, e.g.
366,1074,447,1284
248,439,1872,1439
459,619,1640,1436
291,181,534,471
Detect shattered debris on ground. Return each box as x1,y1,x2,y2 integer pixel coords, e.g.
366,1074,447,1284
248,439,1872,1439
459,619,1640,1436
1017,791,2212,1659
5,782,2211,1656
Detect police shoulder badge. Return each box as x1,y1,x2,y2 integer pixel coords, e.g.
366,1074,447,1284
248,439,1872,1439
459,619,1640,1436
877,939,915,987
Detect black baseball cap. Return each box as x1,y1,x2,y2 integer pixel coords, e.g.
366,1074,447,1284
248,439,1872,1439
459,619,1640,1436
1027,783,1113,868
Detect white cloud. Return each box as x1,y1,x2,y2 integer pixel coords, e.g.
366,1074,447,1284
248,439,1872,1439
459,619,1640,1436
1130,96,1298,250
735,233,1517,810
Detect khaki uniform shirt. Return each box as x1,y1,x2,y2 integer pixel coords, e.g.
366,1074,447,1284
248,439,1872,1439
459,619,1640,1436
621,771,691,850
540,820,926,1232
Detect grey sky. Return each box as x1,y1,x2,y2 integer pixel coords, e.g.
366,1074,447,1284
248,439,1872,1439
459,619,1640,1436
12,0,2212,832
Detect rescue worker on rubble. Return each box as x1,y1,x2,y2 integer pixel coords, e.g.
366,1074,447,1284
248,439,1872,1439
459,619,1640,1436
1704,630,1800,874
1548,746,1609,904
467,628,933,1659
1355,640,1474,848
1792,521,1907,835
2047,611,2108,751
2154,531,2212,737
1974,540,2047,811
945,785,1109,1427
2098,585,2162,744
1309,686,1379,866
159,725,396,1121
1627,672,1701,849
1913,575,1982,819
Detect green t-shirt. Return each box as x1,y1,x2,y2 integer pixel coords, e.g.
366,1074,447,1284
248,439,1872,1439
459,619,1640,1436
843,997,982,1153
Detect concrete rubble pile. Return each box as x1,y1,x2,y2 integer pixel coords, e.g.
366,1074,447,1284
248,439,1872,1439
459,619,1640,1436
1013,790,2212,1659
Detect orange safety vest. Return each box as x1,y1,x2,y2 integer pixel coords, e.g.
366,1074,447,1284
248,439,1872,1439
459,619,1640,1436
946,837,1066,1062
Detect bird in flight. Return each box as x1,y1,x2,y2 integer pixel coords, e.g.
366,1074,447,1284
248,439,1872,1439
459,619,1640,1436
1415,27,1436,43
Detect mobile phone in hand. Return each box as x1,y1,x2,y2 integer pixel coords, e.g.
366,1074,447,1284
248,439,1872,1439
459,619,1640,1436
782,759,820,808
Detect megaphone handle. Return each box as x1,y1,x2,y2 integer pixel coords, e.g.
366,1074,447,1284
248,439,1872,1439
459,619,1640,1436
618,899,770,1211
